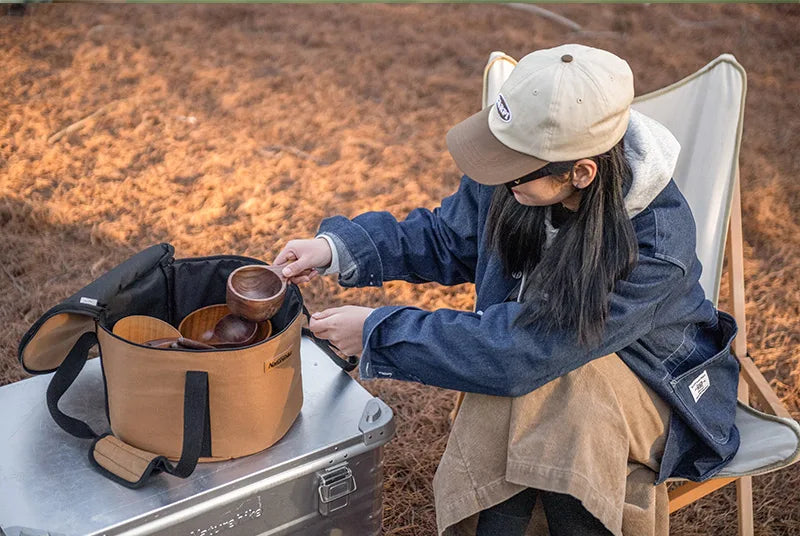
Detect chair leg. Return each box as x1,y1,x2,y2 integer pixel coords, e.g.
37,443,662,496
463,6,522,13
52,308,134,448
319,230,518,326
736,476,754,536
450,391,466,423
735,373,754,536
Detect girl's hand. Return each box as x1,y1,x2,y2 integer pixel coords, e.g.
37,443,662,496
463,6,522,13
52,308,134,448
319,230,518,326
273,238,333,284
309,306,375,357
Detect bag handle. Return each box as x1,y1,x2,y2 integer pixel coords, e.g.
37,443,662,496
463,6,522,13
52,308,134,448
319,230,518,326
46,331,101,439
301,306,359,372
46,334,210,487
89,371,209,488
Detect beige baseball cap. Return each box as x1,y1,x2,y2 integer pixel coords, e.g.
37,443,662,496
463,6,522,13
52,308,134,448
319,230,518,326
447,44,634,186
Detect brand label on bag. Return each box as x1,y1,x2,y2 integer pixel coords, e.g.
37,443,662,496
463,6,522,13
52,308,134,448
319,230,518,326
79,297,98,306
689,370,710,402
265,349,292,371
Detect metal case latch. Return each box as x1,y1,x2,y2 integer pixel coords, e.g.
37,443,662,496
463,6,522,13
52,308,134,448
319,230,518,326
317,463,357,516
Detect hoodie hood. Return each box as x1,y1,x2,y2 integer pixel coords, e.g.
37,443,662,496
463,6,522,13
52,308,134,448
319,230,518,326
622,110,681,218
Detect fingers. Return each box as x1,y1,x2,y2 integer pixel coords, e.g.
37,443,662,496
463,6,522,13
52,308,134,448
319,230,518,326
274,238,332,281
274,246,315,282
274,241,313,276
273,247,297,267
307,306,368,357
309,321,328,338
311,308,339,320
281,259,314,278
287,270,318,285
308,307,341,338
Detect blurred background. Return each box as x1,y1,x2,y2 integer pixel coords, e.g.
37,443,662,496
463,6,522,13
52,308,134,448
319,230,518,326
1,4,798,534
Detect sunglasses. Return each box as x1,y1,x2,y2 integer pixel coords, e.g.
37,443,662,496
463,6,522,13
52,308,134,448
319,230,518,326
504,161,576,194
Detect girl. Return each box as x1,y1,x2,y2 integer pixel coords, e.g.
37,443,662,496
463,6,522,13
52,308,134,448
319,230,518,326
274,44,739,535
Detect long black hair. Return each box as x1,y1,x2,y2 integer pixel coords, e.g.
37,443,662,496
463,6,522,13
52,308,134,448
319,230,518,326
485,139,637,346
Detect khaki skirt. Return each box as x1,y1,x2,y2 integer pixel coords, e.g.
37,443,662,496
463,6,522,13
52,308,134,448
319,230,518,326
434,353,671,536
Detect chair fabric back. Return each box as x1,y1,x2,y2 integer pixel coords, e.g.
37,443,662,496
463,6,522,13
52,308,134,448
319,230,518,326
632,56,746,304
482,53,748,305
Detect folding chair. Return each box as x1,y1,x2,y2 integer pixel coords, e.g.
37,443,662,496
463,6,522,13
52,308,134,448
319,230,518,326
451,52,800,536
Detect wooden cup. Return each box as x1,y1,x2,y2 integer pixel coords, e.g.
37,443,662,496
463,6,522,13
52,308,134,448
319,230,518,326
226,265,286,323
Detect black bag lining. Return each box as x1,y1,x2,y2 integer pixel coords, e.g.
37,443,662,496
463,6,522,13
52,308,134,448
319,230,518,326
97,284,304,353
18,243,174,373
19,244,306,363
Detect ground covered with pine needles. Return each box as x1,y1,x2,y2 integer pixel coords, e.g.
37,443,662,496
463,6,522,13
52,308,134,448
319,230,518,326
1,4,798,534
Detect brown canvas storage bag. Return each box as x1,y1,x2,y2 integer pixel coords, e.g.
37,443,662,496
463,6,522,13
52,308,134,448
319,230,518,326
17,243,357,488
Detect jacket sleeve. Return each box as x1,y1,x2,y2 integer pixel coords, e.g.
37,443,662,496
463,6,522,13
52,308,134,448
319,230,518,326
316,176,480,288
358,255,686,396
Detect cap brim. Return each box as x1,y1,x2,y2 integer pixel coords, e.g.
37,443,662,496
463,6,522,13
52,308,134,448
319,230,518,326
446,107,548,186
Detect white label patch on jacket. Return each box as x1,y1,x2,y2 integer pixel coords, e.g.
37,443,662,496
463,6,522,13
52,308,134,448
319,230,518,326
79,297,98,306
689,370,710,402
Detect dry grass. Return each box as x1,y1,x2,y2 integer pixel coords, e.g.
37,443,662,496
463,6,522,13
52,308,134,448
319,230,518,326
1,4,798,534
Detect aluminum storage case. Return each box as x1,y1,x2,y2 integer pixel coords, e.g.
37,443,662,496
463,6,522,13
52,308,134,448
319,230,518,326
0,337,395,536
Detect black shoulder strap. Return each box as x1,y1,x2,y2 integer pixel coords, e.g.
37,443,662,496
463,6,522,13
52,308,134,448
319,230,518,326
46,331,101,439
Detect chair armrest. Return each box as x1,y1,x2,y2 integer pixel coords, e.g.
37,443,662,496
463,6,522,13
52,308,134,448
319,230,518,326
667,478,736,512
736,352,792,419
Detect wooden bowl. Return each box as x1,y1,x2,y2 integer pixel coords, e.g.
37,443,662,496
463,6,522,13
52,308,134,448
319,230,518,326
226,265,286,323
179,304,230,342
254,319,273,342
179,304,272,348
113,315,181,344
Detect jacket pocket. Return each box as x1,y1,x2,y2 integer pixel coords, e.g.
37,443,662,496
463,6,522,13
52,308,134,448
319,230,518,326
665,307,722,377
669,311,738,444
662,323,698,374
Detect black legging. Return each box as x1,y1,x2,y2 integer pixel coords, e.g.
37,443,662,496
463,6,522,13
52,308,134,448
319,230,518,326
475,488,612,536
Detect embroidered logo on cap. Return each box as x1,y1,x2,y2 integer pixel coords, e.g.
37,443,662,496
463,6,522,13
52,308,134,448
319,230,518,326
496,94,512,123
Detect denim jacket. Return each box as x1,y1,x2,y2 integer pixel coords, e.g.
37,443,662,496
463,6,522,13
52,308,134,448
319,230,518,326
317,111,740,483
